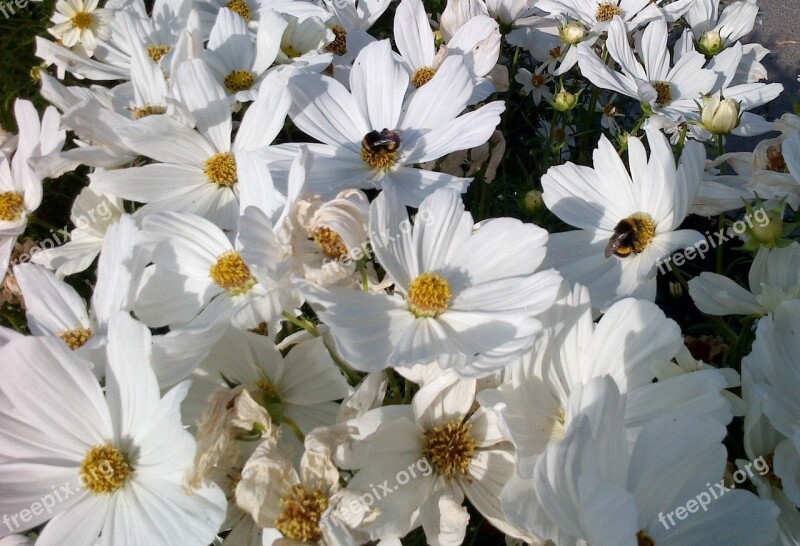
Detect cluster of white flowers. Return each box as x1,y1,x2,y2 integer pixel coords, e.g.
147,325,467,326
1,0,799,543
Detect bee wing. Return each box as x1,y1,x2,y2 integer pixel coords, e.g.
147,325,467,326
604,233,625,259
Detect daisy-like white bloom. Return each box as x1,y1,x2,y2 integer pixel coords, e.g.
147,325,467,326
48,0,112,57
479,284,741,479
540,128,706,311
503,376,779,545
595,95,623,135
92,60,290,231
742,301,800,509
578,16,717,122
685,0,760,57
536,0,690,33
746,129,800,208
515,67,554,105
272,14,335,72
31,187,123,277
278,38,505,206
394,0,501,102
236,434,377,545
689,242,800,317
204,9,285,102
303,186,562,376
134,207,301,331
336,374,532,544
739,304,800,542
0,313,227,545
0,100,65,285
184,330,351,437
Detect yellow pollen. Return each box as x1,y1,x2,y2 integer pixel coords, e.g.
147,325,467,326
766,145,788,173
71,11,93,29
637,530,656,546
325,25,347,56
59,327,93,350
224,70,255,93
79,444,132,495
0,191,24,222
423,420,475,480
360,147,398,171
412,66,437,88
282,45,302,59
146,44,171,62
652,80,673,107
204,152,238,187
131,105,167,120
255,378,278,398
274,485,329,542
549,46,562,59
313,227,348,260
250,322,269,336
531,73,546,87
226,0,251,21
210,251,255,294
407,272,452,317
595,2,622,21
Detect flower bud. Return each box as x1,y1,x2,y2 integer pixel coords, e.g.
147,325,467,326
523,189,544,213
701,95,740,135
554,89,578,111
698,30,723,56
559,22,586,45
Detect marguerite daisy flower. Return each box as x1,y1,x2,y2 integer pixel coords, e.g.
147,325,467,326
48,0,112,57
303,186,562,376
0,313,227,545
541,128,706,311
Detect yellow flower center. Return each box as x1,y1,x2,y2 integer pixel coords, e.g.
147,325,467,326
79,444,132,494
210,251,255,294
652,80,673,107
360,129,401,172
766,145,788,173
423,420,475,480
146,44,171,62
71,11,93,29
250,322,269,336
531,73,546,87
549,46,562,59
226,0,251,21
637,530,656,546
412,66,437,88
274,485,329,542
325,25,347,56
255,378,278,398
224,70,255,93
595,2,622,21
0,191,24,222
59,327,93,350
606,213,656,258
131,105,167,120
313,227,348,260
407,272,452,317
204,152,238,187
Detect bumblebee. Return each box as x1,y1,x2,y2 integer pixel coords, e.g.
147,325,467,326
604,214,655,259
362,129,401,153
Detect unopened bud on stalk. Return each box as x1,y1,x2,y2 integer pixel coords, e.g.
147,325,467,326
700,94,740,135
554,88,578,111
523,189,545,213
559,22,586,45
698,30,723,56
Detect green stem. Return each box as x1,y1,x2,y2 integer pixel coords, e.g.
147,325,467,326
282,311,320,337
281,415,306,444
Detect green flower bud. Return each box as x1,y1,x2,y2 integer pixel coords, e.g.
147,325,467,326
701,94,741,135
559,22,586,45
698,30,723,56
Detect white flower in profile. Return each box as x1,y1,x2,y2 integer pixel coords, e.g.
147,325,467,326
689,242,800,317
503,376,779,545
0,100,65,285
577,16,716,122
279,39,505,206
685,0,760,56
303,186,562,377
48,0,112,56
273,14,335,71
0,313,227,545
541,128,705,311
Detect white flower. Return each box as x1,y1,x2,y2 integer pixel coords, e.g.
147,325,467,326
274,14,335,71
48,0,112,57
277,39,505,206
577,16,716,122
686,0,760,56
514,67,554,105
0,313,227,544
304,186,562,376
689,242,800,317
541,128,705,311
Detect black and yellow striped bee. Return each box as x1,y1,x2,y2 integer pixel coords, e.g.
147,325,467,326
605,216,649,259
362,129,401,153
